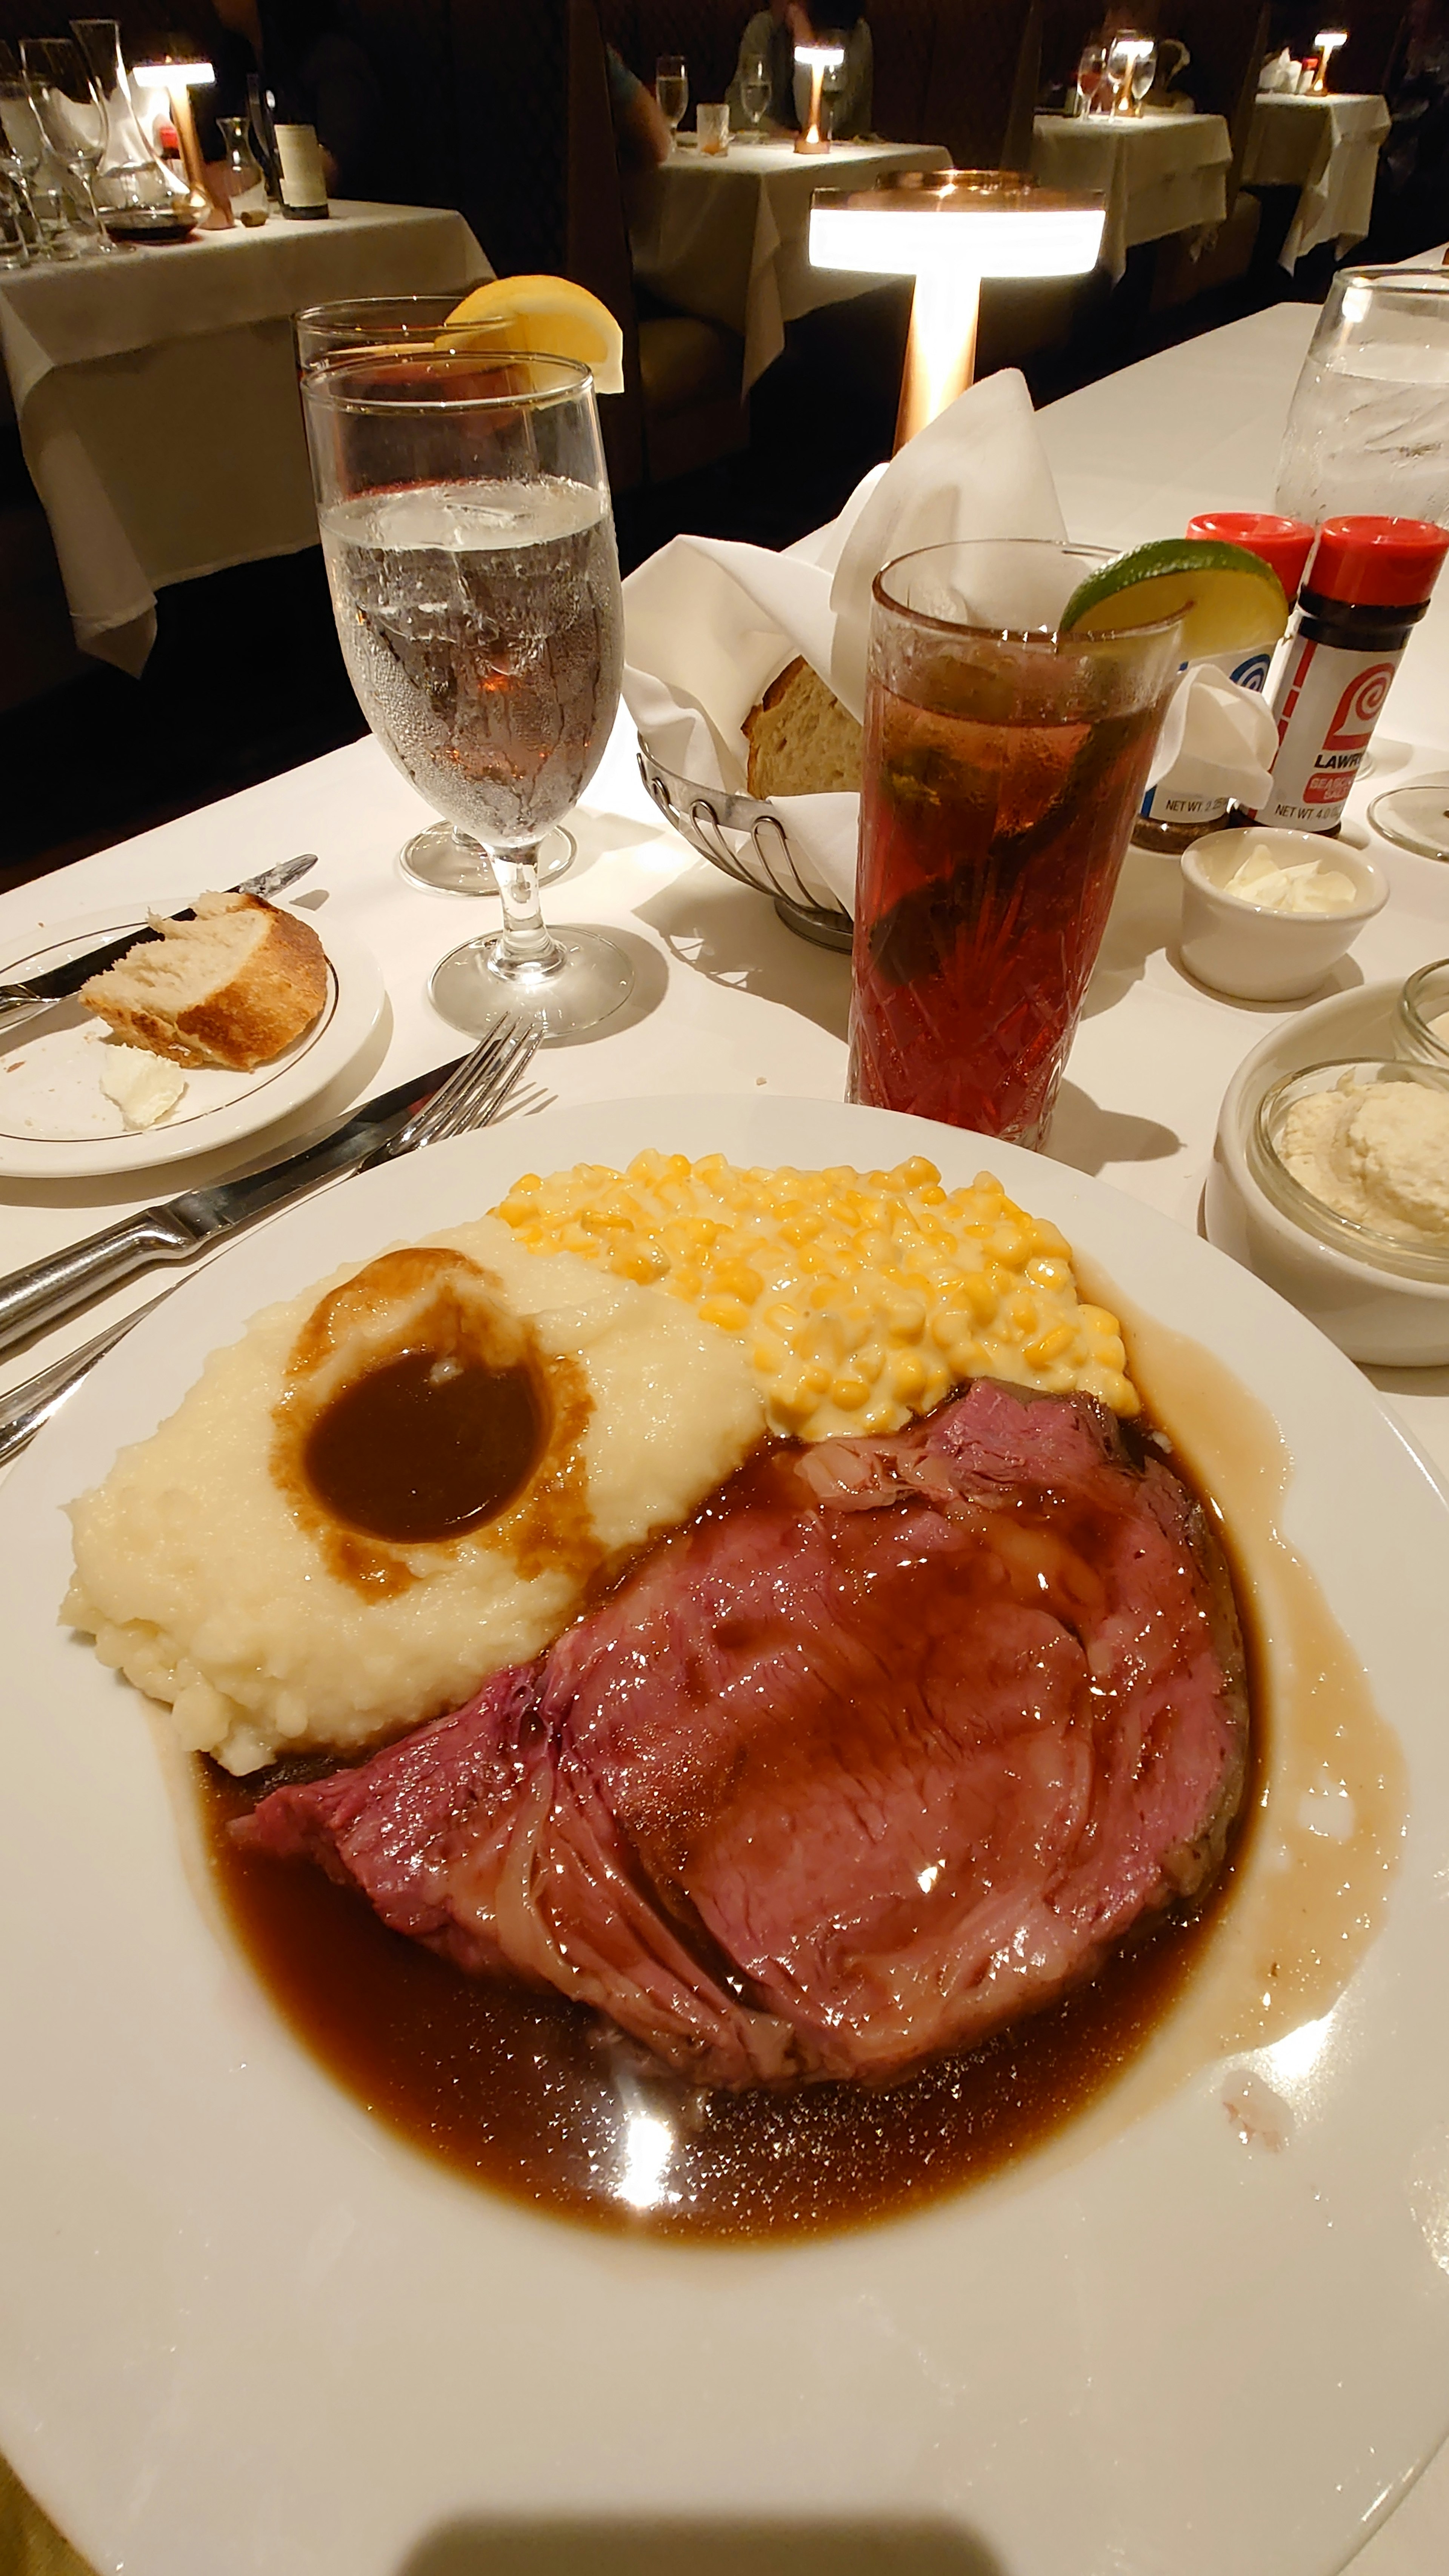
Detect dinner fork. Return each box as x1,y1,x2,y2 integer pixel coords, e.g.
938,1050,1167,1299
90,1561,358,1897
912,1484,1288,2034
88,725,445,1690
0,1014,541,1469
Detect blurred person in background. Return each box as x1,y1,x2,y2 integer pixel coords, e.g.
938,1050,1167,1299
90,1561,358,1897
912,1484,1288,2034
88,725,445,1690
728,0,873,139
606,45,673,168
207,0,383,199
1361,0,1449,260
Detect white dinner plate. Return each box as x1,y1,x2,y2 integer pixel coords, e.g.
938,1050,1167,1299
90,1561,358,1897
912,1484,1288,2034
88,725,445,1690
0,904,385,1179
2,1095,1449,2576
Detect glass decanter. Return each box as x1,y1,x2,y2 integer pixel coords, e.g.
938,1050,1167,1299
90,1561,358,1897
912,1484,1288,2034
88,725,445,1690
69,17,189,219
219,115,268,224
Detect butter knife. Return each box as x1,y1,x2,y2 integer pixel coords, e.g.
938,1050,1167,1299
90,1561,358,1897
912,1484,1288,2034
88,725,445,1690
0,1050,464,1358
0,852,320,1038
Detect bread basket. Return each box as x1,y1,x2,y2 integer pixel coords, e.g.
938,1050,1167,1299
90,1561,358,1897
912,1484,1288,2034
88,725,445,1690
636,745,853,953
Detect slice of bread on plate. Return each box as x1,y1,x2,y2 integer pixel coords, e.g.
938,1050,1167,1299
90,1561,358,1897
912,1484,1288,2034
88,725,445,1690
743,656,863,798
80,891,329,1072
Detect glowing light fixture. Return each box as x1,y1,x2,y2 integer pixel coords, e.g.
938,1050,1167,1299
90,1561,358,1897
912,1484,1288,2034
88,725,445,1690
794,40,845,155
134,55,221,219
810,171,1105,444
1311,28,1348,88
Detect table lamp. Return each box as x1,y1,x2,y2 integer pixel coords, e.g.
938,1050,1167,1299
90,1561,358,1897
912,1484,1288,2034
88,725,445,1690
134,54,227,225
810,170,1105,444
794,41,845,154
1311,29,1348,89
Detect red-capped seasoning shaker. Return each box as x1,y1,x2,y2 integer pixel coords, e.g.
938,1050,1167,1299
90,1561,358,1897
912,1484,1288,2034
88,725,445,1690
1135,511,1317,852
1186,511,1316,629
1255,515,1449,831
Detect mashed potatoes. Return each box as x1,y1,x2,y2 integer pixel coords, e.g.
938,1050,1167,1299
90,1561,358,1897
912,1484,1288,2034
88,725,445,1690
494,1152,1137,1435
65,1218,763,1775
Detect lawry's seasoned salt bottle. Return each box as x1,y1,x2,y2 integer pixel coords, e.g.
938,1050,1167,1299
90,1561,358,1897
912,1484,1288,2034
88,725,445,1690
1254,516,1449,832
1135,512,1314,854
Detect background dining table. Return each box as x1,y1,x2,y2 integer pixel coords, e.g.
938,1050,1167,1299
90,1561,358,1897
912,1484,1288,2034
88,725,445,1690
1242,88,1392,269
0,200,491,675
3,293,1449,2573
627,132,950,390
1029,108,1232,280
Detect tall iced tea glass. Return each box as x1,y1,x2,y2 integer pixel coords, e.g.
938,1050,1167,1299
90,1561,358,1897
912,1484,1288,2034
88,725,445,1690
303,349,630,1040
849,541,1182,1144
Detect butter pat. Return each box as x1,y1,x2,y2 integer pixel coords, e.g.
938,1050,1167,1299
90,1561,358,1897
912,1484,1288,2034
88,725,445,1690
1279,1076,1449,1244
98,1043,187,1130
1221,842,1358,914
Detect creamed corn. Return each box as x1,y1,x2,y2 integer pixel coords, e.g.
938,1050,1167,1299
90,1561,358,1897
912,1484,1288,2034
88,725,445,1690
493,1152,1137,1441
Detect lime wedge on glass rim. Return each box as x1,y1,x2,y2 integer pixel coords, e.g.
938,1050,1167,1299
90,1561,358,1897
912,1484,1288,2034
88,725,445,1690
1059,538,1288,658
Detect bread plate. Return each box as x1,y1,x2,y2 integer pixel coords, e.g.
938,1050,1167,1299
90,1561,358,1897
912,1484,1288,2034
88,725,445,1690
0,904,385,1181
2,1096,1448,2576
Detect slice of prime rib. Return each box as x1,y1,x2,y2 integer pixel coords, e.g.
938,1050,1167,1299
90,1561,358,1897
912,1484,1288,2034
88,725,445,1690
236,1381,1249,2089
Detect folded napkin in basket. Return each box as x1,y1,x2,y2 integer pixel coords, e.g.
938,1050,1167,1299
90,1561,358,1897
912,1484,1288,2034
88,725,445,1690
624,369,1276,917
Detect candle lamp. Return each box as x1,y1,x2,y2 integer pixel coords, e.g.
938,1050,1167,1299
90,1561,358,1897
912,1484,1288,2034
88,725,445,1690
134,55,228,225
810,169,1105,445
794,41,845,154
1311,29,1348,89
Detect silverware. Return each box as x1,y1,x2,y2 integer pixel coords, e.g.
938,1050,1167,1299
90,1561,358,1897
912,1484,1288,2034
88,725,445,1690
0,1013,540,1466
0,853,321,1037
0,1013,539,1360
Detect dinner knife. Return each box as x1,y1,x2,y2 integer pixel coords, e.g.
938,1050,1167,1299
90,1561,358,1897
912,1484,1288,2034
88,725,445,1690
0,1052,464,1359
0,852,320,1033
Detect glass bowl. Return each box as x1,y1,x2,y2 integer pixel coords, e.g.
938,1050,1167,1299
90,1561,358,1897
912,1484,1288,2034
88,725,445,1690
1397,960,1449,1074
1250,1056,1449,1283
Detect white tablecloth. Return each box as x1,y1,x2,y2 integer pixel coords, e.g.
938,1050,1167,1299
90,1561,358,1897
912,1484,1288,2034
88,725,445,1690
628,134,951,390
4,297,1449,2573
1031,109,1232,279
1243,89,1391,267
0,201,491,674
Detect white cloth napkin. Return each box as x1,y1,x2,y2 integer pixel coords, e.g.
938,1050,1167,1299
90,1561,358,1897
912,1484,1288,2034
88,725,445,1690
623,368,1277,916
1148,663,1281,814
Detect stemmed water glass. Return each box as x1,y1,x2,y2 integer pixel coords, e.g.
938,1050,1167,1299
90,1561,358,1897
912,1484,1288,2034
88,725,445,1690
738,48,771,129
295,296,577,900
20,37,114,252
302,348,634,1041
655,55,688,145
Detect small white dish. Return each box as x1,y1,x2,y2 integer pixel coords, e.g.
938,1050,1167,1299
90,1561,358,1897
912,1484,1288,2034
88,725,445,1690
1206,980,1449,1362
0,904,385,1181
1180,826,1387,1001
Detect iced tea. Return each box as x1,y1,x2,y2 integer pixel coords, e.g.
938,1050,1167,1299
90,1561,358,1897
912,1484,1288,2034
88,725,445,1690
849,543,1183,1144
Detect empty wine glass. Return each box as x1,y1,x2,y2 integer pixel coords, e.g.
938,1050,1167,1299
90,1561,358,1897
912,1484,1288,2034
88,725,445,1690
303,349,633,1041
1130,40,1157,109
21,36,114,251
294,296,578,898
738,48,771,129
655,54,688,145
0,55,60,255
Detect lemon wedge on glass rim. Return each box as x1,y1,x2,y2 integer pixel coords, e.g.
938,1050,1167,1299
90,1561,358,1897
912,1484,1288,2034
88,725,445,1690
440,276,625,395
1060,537,1288,660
